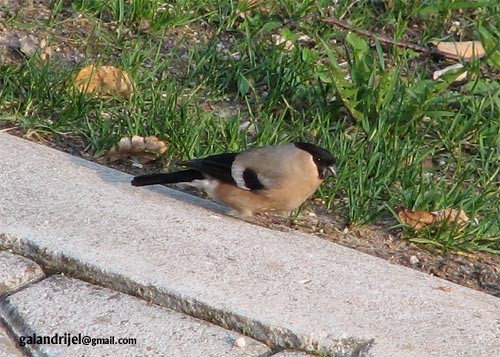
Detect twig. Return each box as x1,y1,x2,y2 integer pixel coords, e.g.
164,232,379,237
338,0,361,21
322,17,461,61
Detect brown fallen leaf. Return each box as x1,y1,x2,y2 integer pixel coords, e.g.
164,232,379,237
432,208,469,229
38,38,53,62
398,208,469,231
398,208,436,230
399,155,435,169
23,129,53,143
74,65,134,98
433,41,485,61
98,135,167,164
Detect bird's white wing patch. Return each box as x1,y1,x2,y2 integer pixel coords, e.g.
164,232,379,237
231,162,250,190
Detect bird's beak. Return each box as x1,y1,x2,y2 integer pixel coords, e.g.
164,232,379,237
328,165,337,178
323,165,337,179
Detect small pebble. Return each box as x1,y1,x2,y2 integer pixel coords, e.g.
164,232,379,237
298,34,311,43
235,337,246,348
409,255,419,265
239,121,255,134
19,35,38,56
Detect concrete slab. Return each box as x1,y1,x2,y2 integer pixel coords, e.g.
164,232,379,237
0,321,24,357
0,251,44,295
0,133,499,356
1,275,270,356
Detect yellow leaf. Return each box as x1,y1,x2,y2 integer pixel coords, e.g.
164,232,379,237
74,65,134,98
432,208,469,231
398,208,436,230
398,208,469,232
433,41,485,61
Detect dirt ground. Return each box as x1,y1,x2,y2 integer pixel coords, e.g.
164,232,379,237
1,1,499,297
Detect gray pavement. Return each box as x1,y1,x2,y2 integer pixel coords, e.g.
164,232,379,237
2,275,269,356
0,133,499,357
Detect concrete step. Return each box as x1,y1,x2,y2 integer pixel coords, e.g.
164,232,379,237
2,275,269,356
0,251,45,356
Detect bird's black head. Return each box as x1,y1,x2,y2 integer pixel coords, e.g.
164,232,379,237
294,142,337,179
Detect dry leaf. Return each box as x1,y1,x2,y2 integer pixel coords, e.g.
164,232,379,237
398,209,436,230
400,155,435,169
433,63,467,82
432,208,469,229
74,65,134,98
39,46,53,61
23,129,52,143
398,208,469,231
433,41,485,60
99,135,167,164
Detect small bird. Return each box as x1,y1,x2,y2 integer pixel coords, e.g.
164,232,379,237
131,142,336,216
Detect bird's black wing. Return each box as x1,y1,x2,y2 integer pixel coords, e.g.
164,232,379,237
131,169,205,186
177,153,238,185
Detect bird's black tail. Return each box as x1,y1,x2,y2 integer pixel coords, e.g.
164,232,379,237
131,169,204,187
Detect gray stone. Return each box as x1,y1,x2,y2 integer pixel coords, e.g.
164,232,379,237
2,275,269,357
0,251,44,295
1,133,499,356
0,321,24,357
409,255,419,265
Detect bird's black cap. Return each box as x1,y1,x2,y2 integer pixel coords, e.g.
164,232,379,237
294,142,337,179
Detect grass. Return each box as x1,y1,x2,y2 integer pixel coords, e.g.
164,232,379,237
0,0,498,253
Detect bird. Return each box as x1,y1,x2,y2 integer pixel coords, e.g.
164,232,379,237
131,142,336,216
